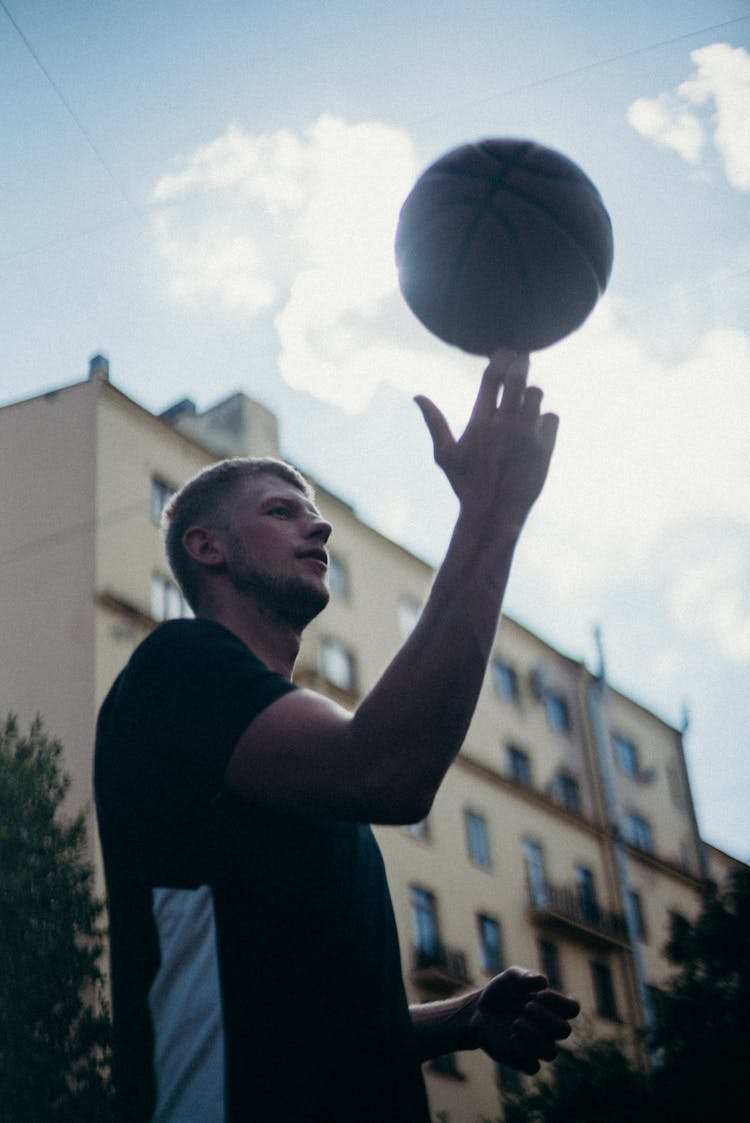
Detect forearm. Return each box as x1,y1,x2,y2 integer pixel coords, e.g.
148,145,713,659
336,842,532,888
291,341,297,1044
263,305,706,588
410,992,480,1062
347,508,520,817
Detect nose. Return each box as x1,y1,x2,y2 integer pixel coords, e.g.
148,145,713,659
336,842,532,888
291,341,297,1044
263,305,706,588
309,514,332,543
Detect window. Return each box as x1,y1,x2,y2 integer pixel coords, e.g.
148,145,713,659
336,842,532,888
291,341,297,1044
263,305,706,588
623,812,654,854
613,733,639,777
538,939,563,990
575,866,598,925
523,839,548,907
507,744,532,787
556,771,580,813
477,914,504,975
591,961,619,1020
430,1053,464,1079
327,553,349,599
402,818,430,842
151,573,191,621
319,637,357,692
410,887,439,960
151,476,175,523
544,690,571,734
465,810,491,868
397,596,422,639
492,658,519,703
629,890,647,941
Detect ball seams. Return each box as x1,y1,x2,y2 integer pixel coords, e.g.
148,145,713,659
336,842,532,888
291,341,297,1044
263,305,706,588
398,167,611,293
445,181,538,352
394,137,614,353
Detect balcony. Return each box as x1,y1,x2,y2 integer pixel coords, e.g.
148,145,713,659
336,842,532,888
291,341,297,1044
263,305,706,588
528,882,629,949
411,942,471,996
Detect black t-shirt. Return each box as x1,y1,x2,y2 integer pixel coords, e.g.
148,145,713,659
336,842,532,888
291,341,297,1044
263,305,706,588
95,619,430,1122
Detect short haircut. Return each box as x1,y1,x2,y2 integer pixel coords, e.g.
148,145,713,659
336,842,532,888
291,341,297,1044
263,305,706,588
161,456,313,611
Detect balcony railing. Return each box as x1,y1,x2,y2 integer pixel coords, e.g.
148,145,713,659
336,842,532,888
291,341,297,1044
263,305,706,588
528,882,629,947
411,942,471,996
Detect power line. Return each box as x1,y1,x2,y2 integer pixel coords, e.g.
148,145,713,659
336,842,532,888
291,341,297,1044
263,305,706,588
0,0,139,216
410,14,750,125
0,6,748,272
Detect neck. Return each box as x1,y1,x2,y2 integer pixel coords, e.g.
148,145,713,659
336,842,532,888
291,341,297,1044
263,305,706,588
198,599,302,679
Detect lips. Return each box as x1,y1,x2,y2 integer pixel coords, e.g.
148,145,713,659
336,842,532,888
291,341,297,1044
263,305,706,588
297,549,328,566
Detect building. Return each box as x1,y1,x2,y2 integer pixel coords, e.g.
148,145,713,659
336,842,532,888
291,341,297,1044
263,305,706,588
0,357,739,1122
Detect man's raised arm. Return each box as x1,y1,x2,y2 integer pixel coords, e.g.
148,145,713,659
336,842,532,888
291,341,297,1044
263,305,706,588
225,349,558,821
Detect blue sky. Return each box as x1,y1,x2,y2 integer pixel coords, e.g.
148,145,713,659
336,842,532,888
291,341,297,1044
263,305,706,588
1,0,748,860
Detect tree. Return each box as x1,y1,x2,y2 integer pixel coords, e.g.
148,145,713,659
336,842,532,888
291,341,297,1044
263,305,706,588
0,715,113,1121
502,1036,656,1123
649,866,750,1118
501,866,750,1123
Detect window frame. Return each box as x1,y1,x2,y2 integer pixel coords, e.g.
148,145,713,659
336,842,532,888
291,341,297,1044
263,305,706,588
507,744,532,787
492,658,520,704
464,809,491,869
613,732,639,777
477,913,504,976
591,960,619,1021
544,689,571,734
319,636,357,692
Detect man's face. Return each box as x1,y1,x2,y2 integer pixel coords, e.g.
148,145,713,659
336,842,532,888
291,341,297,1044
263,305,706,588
220,474,332,631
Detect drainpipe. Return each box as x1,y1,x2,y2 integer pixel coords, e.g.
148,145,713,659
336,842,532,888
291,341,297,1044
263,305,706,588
587,627,653,1037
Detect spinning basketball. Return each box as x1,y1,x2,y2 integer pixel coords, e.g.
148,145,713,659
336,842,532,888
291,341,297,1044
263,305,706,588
395,138,614,354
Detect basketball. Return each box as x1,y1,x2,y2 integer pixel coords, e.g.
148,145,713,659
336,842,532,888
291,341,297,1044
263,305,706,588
395,138,614,354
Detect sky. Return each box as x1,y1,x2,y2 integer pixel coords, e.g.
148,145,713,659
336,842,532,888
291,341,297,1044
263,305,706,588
1,0,748,861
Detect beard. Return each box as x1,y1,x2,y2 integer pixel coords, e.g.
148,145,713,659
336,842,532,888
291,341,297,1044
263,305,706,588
226,538,329,632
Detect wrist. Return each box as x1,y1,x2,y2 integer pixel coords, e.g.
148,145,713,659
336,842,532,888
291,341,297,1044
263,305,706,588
411,991,482,1062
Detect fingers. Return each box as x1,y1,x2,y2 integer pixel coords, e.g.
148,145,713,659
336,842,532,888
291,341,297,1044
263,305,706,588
478,971,580,1072
538,410,560,455
471,349,529,424
508,989,579,1069
414,395,455,466
496,352,529,418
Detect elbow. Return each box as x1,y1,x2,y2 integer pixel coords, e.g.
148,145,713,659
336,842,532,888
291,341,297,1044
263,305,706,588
365,772,436,826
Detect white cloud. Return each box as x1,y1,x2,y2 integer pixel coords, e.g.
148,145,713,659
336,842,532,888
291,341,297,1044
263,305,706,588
517,303,750,606
670,548,750,663
152,212,276,313
150,114,424,410
627,43,750,189
627,94,705,164
149,114,750,653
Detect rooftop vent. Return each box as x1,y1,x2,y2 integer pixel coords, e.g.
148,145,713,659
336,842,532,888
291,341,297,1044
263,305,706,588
88,353,110,381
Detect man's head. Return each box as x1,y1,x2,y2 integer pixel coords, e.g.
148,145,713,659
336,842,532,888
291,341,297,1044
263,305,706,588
162,457,328,625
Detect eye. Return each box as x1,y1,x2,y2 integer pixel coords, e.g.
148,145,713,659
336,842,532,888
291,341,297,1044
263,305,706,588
268,505,292,518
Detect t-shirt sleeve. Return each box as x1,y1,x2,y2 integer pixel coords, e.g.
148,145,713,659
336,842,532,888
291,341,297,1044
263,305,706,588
96,619,296,876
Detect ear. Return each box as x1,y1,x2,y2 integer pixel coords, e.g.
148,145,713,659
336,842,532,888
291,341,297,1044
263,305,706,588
182,526,226,570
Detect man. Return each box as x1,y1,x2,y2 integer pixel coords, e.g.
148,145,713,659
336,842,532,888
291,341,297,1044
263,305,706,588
95,349,579,1122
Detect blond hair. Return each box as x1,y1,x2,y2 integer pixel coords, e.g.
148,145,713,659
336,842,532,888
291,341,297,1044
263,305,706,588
161,457,313,611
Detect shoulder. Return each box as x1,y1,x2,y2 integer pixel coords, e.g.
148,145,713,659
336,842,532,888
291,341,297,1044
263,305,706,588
133,617,250,660
100,618,295,738
124,618,273,683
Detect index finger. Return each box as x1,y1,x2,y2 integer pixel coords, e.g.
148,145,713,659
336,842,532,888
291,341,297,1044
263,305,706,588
533,989,581,1020
469,349,525,424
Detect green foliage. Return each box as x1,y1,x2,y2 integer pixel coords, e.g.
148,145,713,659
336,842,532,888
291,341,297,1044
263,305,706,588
0,715,113,1122
500,866,750,1123
649,867,750,1118
502,1037,655,1123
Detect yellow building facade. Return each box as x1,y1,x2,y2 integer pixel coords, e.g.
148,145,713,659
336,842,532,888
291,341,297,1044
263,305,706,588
0,358,740,1122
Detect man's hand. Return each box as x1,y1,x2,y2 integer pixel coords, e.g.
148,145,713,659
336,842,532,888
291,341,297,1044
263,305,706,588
410,967,580,1071
415,348,558,532
468,967,580,1074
